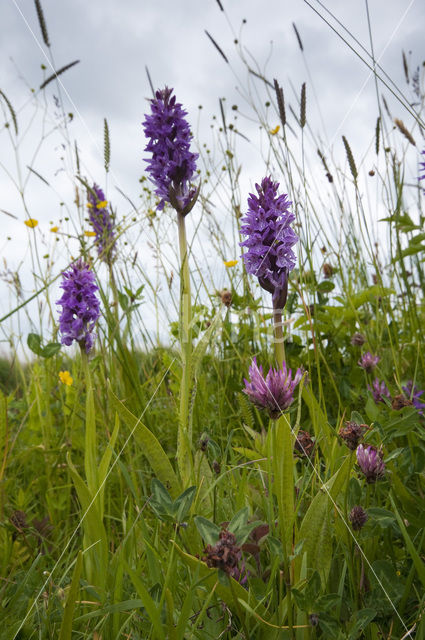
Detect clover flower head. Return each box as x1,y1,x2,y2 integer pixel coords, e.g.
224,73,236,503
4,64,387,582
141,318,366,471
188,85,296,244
351,332,366,346
356,444,385,483
87,184,116,263
402,380,425,415
240,177,298,309
142,86,199,213
349,506,368,531
358,351,380,373
56,259,100,353
203,529,242,578
243,356,302,419
339,421,367,451
368,378,391,405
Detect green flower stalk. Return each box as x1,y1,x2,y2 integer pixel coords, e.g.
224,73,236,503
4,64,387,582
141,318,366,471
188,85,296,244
143,87,199,484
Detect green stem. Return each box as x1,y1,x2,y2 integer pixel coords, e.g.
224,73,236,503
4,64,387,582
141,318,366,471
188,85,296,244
176,211,193,485
273,307,285,368
81,349,98,500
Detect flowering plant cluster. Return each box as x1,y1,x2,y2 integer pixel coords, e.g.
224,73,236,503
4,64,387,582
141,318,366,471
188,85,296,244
56,259,100,353
142,87,199,214
240,177,298,309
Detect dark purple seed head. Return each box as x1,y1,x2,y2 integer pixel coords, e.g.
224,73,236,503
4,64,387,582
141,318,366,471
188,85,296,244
349,505,368,530
339,421,367,451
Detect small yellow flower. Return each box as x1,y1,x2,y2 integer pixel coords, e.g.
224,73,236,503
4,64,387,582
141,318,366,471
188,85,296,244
97,200,108,209
59,370,73,386
84,230,96,237
270,125,280,135
224,260,238,268
24,219,38,228
86,203,93,209
50,226,59,233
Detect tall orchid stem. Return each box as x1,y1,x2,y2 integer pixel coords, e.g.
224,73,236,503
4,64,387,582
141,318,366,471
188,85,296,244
273,306,285,369
176,211,194,484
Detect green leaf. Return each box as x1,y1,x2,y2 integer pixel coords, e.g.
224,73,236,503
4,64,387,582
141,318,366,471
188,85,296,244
269,414,294,556
348,608,376,639
108,383,181,498
316,280,335,293
149,478,175,521
27,333,61,358
194,516,221,545
41,342,61,358
117,290,129,311
173,485,196,522
390,495,425,590
59,551,83,640
66,453,107,584
125,563,165,640
297,456,352,585
228,506,249,535
27,333,43,356
302,387,332,459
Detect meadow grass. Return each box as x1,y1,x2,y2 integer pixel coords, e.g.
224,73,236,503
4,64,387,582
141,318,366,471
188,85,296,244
1,3,425,639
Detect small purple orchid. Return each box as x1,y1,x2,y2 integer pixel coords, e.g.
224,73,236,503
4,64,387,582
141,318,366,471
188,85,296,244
87,184,116,263
142,87,199,214
56,259,100,353
368,378,391,405
356,444,385,483
243,357,303,419
402,380,425,416
240,177,298,310
358,351,380,374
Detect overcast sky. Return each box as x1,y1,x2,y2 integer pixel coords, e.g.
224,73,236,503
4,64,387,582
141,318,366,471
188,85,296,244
1,0,424,353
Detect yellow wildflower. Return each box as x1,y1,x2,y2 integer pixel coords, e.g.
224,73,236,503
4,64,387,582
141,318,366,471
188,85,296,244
224,260,238,268
24,219,38,228
59,370,73,386
84,230,96,237
270,125,280,135
97,200,108,209
50,226,59,233
86,203,93,209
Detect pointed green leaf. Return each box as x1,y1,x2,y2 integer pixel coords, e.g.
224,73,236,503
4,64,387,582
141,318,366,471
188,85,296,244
59,551,83,640
108,384,180,497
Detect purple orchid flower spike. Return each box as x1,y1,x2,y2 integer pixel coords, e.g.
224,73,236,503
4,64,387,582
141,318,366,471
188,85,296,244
240,176,298,311
243,356,303,419
142,86,199,215
56,259,100,353
87,184,116,263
